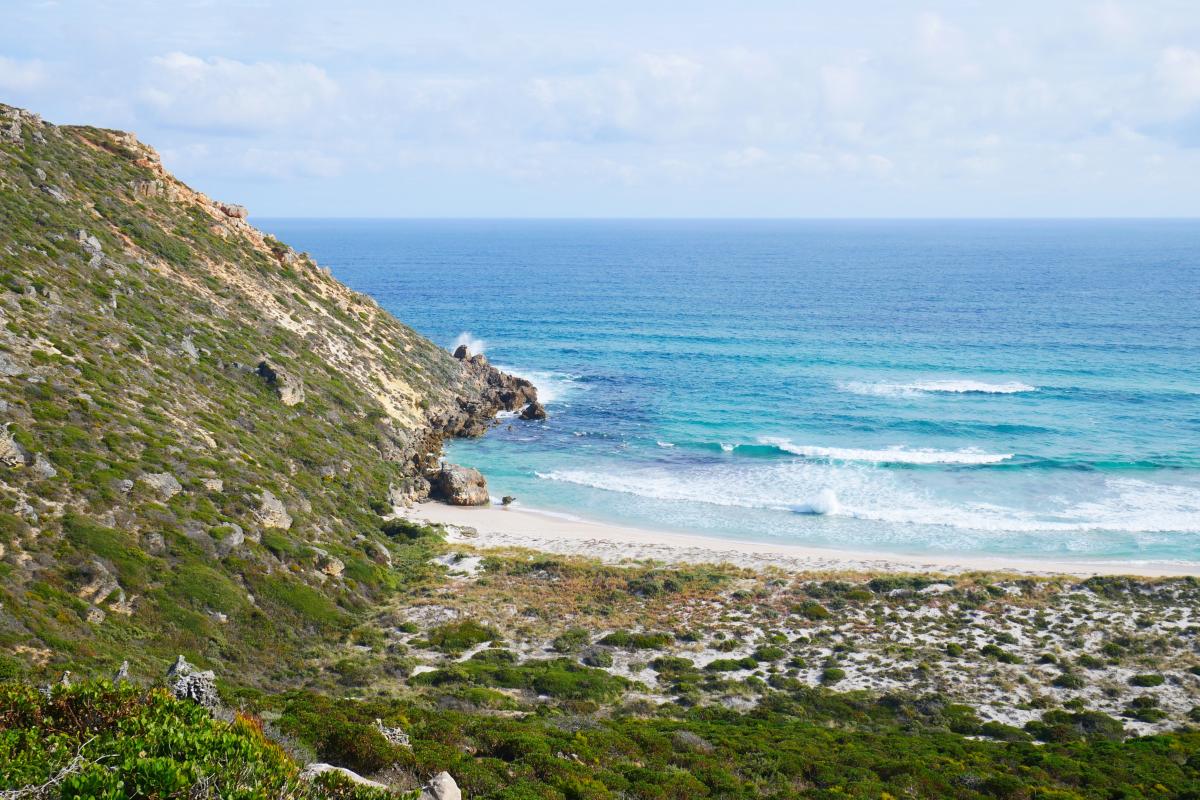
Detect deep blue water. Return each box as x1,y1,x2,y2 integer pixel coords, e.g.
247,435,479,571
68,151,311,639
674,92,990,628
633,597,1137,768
260,219,1200,564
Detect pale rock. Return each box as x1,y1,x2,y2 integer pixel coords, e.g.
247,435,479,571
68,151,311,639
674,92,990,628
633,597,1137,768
420,771,462,800
31,454,57,479
141,471,182,499
0,426,30,467
432,463,489,506
318,554,345,577
256,489,292,529
86,607,106,625
113,660,130,683
216,201,249,219
202,478,223,492
142,532,166,555
181,335,199,361
215,524,245,556
300,764,388,790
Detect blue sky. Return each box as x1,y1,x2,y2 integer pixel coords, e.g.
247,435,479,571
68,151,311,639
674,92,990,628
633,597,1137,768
4,1,1200,217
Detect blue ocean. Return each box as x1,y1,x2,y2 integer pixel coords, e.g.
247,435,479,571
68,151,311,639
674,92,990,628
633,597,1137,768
260,219,1200,565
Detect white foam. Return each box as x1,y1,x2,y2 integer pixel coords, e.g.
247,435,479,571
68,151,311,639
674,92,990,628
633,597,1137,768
758,437,1014,465
720,443,736,452
536,463,1200,535
452,331,487,355
793,488,840,515
840,379,1037,397
656,440,675,448
494,365,580,404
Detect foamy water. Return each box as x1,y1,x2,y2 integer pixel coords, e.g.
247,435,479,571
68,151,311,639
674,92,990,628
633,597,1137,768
261,218,1200,564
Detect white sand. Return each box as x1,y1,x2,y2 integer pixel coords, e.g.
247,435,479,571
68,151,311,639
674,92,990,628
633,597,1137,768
406,502,1200,577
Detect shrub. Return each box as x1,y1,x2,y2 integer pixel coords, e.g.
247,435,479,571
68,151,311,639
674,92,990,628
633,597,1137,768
1130,673,1165,687
426,619,500,653
598,631,672,650
821,668,846,684
551,628,590,653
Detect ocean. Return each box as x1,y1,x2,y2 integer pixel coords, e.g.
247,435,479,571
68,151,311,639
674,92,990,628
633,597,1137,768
259,219,1200,566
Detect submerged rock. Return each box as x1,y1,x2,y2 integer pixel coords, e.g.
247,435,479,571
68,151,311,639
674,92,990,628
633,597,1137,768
432,463,490,506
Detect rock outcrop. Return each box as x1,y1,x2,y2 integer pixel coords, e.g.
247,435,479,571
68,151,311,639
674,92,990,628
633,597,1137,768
300,763,389,790
256,489,292,529
520,400,547,420
166,655,219,708
141,472,182,499
431,463,490,506
256,359,305,406
421,772,462,800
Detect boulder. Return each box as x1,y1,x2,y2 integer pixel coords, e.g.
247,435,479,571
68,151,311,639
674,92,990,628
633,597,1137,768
520,401,547,421
256,489,293,529
318,554,345,577
300,764,388,790
452,344,470,360
166,655,219,708
142,532,166,555
432,463,489,506
421,772,462,800
141,471,182,499
31,454,57,479
216,201,249,219
215,524,245,557
0,426,30,467
256,360,305,406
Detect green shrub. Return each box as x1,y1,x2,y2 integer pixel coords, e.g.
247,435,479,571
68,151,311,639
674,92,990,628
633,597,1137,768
426,619,500,653
597,631,672,650
1130,673,1165,687
821,668,846,684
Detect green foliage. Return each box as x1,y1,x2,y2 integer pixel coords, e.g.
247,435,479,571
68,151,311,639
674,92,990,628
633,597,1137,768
596,630,672,650
425,619,501,653
411,656,630,702
0,682,398,799
1130,673,1165,687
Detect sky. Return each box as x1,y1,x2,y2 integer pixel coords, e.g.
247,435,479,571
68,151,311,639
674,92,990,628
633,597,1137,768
3,1,1200,217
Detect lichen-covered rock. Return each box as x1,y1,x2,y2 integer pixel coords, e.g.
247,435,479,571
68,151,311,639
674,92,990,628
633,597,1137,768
256,359,305,406
166,655,219,708
317,554,345,577
141,471,182,499
432,463,489,506
256,489,292,529
31,453,57,479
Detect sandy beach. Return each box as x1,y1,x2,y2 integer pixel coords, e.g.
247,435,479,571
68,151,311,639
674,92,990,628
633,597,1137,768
406,502,1200,577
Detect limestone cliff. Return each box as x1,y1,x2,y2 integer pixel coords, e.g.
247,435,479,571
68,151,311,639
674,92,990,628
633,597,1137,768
0,103,534,678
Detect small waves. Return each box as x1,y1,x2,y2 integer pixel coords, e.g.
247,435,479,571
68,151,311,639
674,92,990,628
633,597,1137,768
536,463,1200,534
840,379,1037,397
756,437,1014,465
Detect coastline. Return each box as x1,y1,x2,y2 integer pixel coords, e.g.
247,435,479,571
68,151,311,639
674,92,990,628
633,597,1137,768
407,501,1200,577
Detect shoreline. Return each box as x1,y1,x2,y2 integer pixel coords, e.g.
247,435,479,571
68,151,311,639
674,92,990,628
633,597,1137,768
407,501,1200,577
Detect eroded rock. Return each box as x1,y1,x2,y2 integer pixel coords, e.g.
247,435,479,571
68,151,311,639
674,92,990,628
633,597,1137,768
256,489,292,529
432,463,489,506
166,655,219,708
256,360,305,406
141,471,182,499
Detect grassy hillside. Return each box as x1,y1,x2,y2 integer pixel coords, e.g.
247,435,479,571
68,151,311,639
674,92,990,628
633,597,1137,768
0,104,503,683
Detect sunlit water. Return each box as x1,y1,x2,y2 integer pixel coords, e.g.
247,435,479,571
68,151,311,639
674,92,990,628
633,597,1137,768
260,219,1200,565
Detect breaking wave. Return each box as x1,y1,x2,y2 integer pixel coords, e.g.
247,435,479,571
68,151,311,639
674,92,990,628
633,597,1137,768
757,437,1014,465
840,379,1037,397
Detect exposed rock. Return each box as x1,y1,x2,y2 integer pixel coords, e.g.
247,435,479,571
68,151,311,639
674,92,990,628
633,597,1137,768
431,463,489,506
166,655,219,708
75,229,102,255
420,771,462,800
202,478,223,492
113,660,129,683
181,335,199,361
318,554,345,577
256,359,305,406
142,532,166,556
256,489,292,529
141,471,182,499
0,353,23,377
300,764,388,790
501,495,516,506
86,607,106,625
453,344,470,360
31,454,57,479
117,479,134,494
376,718,411,747
215,524,245,557
0,426,31,467
520,400,547,421
42,185,67,203
76,560,121,604
215,201,249,219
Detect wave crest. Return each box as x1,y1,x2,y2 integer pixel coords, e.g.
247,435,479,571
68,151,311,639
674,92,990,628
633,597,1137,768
757,437,1014,465
840,379,1037,397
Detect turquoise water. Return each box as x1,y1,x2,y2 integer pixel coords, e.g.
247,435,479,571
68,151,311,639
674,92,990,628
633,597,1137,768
261,219,1200,565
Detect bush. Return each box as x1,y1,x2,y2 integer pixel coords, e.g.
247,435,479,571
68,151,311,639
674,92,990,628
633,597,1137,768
598,631,672,650
821,668,846,684
1130,673,1165,687
426,619,500,653
551,628,590,653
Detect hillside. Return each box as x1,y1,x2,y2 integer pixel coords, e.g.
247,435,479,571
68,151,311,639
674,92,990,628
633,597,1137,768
0,103,534,682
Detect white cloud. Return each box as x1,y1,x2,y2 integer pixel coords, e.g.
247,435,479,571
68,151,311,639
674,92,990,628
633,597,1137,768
0,55,48,91
141,52,338,132
1155,46,1200,106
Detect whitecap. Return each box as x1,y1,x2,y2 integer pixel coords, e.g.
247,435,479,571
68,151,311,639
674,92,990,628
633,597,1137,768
840,379,1037,397
793,488,840,515
452,331,486,355
494,365,580,404
656,440,675,448
758,437,1013,465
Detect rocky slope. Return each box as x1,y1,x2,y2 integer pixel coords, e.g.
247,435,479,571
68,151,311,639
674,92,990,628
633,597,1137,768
0,103,536,681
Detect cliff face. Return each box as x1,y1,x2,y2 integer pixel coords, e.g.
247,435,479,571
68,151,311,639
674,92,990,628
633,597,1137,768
0,104,532,678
